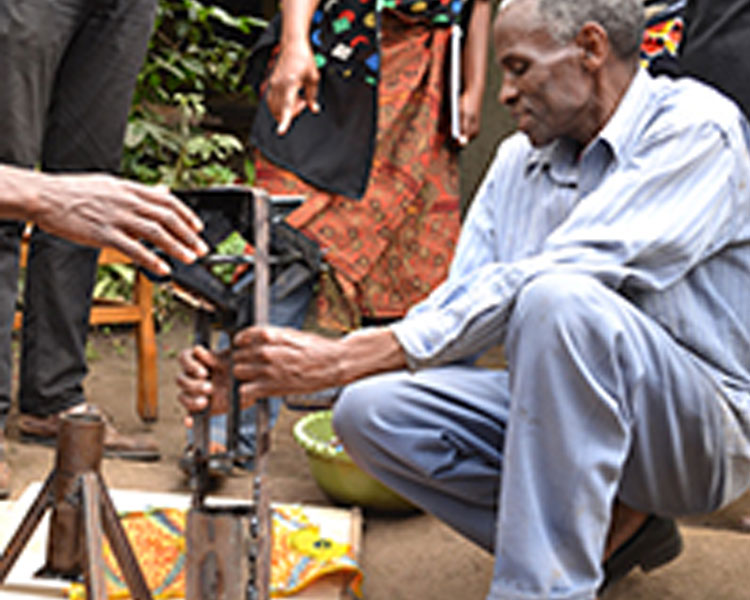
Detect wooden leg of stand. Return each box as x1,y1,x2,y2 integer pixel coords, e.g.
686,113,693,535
135,272,158,422
97,473,153,600
0,470,55,582
81,473,107,600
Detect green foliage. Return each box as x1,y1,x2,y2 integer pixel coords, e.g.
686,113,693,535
121,0,266,188
212,230,250,284
97,0,267,328
123,92,246,188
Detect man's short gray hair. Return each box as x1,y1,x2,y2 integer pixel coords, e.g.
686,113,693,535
501,0,645,60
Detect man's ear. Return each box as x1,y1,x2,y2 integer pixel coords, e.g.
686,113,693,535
575,21,609,71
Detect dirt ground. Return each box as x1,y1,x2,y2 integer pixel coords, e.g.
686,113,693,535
3,314,750,599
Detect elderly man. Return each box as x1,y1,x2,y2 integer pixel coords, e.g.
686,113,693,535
177,0,750,597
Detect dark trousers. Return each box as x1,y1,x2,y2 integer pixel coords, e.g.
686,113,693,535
0,0,156,418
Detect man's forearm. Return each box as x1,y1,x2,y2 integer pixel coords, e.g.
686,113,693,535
338,326,409,384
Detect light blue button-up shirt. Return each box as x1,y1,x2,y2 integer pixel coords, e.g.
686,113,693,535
391,68,750,411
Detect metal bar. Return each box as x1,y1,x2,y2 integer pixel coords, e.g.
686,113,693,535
81,472,107,600
191,309,213,508
253,188,272,600
98,473,153,600
0,470,55,582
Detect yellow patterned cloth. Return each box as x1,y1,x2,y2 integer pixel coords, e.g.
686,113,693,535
271,504,362,598
68,508,186,600
67,505,363,599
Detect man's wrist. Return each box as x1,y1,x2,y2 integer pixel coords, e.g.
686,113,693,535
338,326,408,383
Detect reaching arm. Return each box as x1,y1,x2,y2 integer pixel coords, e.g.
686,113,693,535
0,164,207,275
266,0,321,135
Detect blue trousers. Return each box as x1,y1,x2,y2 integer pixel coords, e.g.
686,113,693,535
333,274,750,599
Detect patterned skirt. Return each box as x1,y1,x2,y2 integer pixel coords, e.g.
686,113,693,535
256,11,461,330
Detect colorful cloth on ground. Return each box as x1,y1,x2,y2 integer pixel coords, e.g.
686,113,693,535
66,505,362,599
68,508,186,600
271,504,362,598
257,11,461,329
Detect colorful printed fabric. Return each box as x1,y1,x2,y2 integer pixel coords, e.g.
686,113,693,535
67,505,363,599
257,12,461,329
68,508,186,600
640,3,685,68
309,0,465,87
249,0,472,198
271,504,362,598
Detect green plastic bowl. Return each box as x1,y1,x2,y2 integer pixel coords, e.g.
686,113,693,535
293,410,416,513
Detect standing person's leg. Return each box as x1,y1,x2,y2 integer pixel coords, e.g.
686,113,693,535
16,0,159,456
0,0,93,496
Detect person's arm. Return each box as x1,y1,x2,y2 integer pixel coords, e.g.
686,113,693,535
394,113,750,368
0,164,207,275
459,0,491,145
176,326,406,414
266,0,321,135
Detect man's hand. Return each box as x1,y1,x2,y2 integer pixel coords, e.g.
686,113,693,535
266,39,321,135
231,325,408,407
176,345,232,424
32,172,208,275
175,324,407,420
459,89,483,147
231,326,345,404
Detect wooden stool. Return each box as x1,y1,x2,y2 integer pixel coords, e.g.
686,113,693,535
14,233,158,422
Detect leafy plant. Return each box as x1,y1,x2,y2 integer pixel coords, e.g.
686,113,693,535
121,0,267,188
97,0,267,328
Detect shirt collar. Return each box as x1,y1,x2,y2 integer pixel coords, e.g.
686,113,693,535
524,68,654,179
593,67,653,163
524,137,580,188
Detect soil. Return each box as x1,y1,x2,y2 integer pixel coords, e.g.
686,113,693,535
3,313,750,599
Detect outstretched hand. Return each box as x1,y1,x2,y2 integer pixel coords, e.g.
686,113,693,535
32,172,208,275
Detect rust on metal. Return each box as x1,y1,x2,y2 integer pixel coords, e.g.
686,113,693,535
0,413,153,600
252,188,272,600
186,506,254,600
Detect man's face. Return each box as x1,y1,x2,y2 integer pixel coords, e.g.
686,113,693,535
494,2,595,147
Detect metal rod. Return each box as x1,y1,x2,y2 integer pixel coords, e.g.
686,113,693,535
98,472,153,600
253,188,272,600
81,472,107,600
0,470,55,582
191,309,213,507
